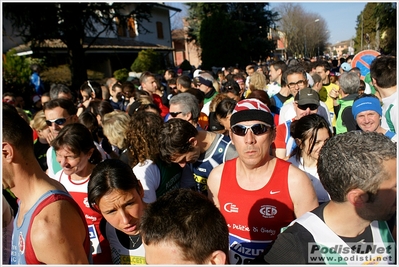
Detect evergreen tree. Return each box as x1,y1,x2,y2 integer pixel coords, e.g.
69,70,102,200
354,3,396,54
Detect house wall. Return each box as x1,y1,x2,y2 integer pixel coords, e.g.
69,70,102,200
138,7,173,47
97,4,173,46
96,4,175,68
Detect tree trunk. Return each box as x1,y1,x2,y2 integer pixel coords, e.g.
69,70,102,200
68,42,87,93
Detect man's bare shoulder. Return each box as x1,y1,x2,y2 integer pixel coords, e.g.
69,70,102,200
287,164,318,217
287,163,308,180
30,198,89,264
286,163,315,190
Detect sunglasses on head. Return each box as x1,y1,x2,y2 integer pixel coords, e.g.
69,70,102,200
45,116,70,126
231,123,271,136
87,80,95,94
169,112,182,118
223,85,235,92
297,104,319,111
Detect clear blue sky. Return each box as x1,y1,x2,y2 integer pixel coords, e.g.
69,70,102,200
166,2,367,44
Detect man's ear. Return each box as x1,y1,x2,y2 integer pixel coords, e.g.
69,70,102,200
2,142,14,163
207,250,227,265
347,188,368,207
187,112,193,121
188,136,198,147
372,78,377,87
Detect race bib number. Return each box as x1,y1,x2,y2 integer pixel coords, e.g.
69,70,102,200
88,224,102,255
228,235,270,264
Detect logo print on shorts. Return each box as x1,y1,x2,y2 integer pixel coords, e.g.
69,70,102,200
260,205,277,218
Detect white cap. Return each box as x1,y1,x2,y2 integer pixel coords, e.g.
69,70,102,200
193,69,202,78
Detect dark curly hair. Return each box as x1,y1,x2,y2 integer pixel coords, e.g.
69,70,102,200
126,111,164,167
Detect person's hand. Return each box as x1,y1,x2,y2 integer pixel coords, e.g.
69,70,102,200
329,89,339,100
46,131,56,144
83,97,92,108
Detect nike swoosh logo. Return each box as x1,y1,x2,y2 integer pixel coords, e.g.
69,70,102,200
270,190,280,195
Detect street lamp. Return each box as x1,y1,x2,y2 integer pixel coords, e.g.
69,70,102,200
304,19,319,58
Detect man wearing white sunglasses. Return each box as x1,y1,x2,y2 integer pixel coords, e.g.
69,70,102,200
207,98,318,264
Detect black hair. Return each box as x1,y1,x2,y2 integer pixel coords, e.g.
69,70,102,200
88,159,142,213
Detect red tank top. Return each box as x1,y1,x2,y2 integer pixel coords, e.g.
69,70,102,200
219,157,295,242
219,158,295,263
24,193,92,264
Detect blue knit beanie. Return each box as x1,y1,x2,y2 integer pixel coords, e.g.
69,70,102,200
352,96,382,119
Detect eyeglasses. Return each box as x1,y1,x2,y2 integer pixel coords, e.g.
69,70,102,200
169,86,177,90
169,112,183,118
297,104,319,111
45,116,71,126
287,80,306,89
231,123,271,136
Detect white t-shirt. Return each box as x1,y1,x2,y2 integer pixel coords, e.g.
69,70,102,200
201,101,211,116
132,160,160,204
381,91,397,133
266,82,281,98
287,156,330,203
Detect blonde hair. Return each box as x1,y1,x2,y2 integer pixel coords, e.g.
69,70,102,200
31,110,47,131
103,110,130,149
249,72,267,91
212,80,220,93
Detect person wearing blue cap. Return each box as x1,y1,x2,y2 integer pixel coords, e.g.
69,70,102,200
339,62,352,74
352,94,397,142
